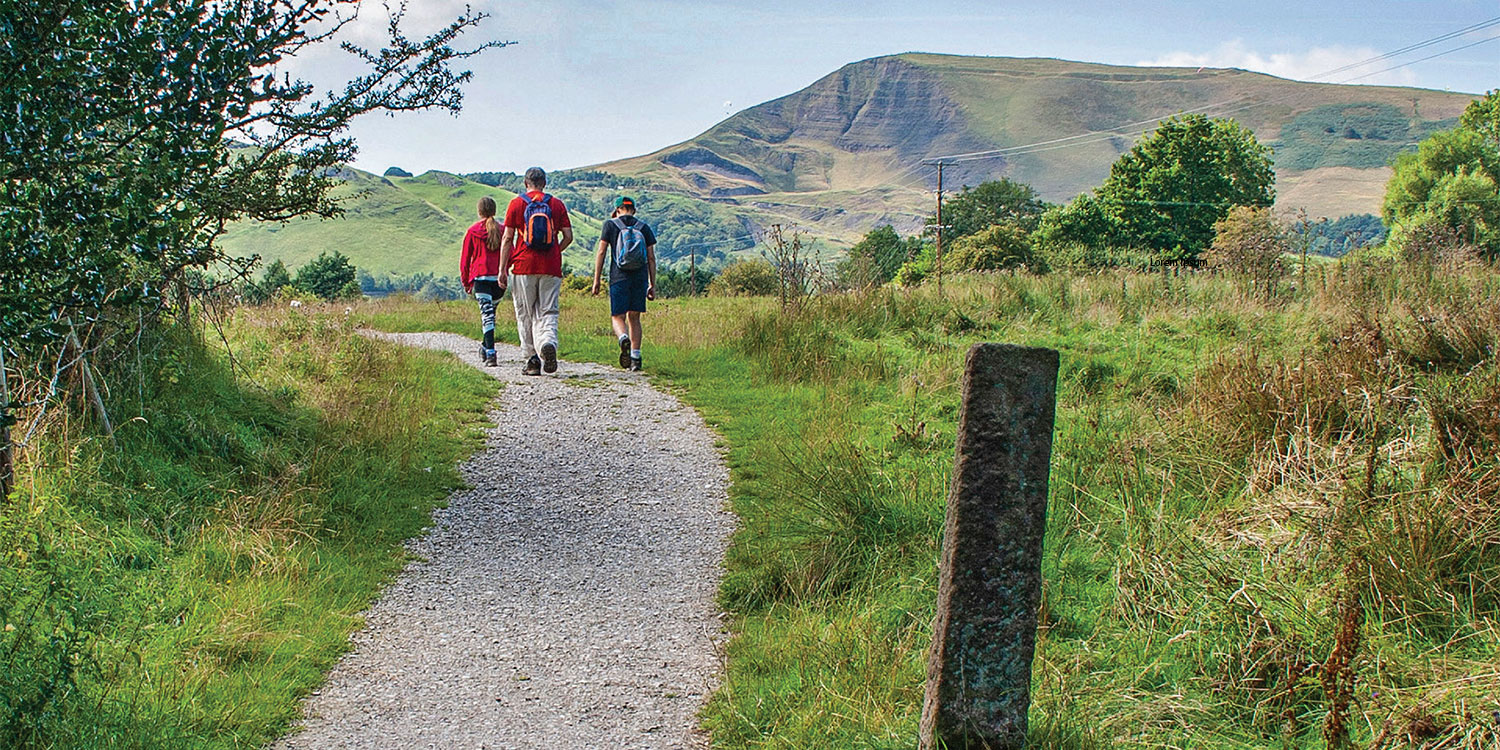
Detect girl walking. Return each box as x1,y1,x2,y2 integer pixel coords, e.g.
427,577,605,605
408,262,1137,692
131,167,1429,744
460,196,504,367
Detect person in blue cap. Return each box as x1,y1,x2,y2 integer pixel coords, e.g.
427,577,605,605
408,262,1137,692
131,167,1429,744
591,196,657,371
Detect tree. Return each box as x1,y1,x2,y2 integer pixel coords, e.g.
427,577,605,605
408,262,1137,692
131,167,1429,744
1034,195,1121,254
263,260,293,294
928,178,1047,240
0,1,504,350
294,252,359,300
656,267,715,298
839,225,915,287
1459,88,1500,145
0,1,502,488
1383,92,1500,260
1038,114,1275,263
244,258,293,304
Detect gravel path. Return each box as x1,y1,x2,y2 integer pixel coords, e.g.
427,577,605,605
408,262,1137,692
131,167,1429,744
273,331,734,750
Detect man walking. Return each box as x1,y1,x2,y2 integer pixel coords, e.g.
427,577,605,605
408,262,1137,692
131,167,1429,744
591,196,657,371
500,167,573,375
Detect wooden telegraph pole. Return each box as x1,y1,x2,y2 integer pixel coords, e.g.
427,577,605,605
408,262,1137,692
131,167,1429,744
923,160,952,294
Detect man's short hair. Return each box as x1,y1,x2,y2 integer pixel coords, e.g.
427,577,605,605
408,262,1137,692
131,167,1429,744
524,167,546,189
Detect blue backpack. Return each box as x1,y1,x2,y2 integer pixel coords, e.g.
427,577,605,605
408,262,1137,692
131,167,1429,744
521,193,555,250
610,217,648,271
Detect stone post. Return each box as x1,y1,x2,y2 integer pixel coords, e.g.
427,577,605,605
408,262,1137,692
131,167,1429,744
919,343,1059,750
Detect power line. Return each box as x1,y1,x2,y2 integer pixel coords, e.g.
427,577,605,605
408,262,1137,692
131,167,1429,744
1336,33,1500,84
1310,15,1500,80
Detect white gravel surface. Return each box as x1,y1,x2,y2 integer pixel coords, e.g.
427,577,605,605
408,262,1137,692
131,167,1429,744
272,331,734,750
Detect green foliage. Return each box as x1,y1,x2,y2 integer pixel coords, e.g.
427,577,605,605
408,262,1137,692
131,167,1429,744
1039,114,1275,264
1,309,496,746
0,1,502,353
1383,96,1500,260
383,166,413,178
357,270,464,301
710,259,779,297
892,244,935,287
1204,206,1288,293
1294,214,1387,258
657,266,716,298
244,260,293,304
1271,102,1455,170
839,225,926,287
294,252,359,301
1458,88,1500,144
946,223,1040,272
927,178,1047,240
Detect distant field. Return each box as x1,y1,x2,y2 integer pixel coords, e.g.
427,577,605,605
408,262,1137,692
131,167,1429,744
218,170,606,280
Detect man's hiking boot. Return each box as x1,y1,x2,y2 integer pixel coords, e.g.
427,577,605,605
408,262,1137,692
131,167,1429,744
629,355,642,372
523,355,542,376
541,343,558,373
618,336,631,369
483,350,497,368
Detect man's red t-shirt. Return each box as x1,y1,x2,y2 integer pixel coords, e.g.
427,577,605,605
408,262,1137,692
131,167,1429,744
504,191,571,277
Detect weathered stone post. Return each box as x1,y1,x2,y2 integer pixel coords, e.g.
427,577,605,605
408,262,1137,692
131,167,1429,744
919,343,1059,750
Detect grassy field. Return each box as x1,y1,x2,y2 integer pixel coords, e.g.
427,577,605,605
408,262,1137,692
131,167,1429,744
5,253,1493,748
1,306,498,748
363,255,1499,749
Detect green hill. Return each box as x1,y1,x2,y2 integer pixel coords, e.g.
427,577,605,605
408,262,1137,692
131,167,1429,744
218,169,606,281
589,53,1476,234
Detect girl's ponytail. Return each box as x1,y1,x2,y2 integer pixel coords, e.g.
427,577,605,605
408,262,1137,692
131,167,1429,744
478,196,501,252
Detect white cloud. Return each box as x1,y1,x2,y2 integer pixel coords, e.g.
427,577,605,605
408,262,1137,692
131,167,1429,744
1138,40,1419,86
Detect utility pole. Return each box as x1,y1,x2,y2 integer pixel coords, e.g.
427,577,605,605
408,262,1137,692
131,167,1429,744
923,160,953,295
690,245,697,296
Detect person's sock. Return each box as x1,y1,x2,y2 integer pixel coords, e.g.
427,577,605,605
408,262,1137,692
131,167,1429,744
630,349,641,359
619,334,630,345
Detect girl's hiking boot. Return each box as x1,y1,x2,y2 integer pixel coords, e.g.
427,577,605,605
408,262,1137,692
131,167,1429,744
483,348,497,367
523,355,542,376
618,336,631,369
541,343,558,373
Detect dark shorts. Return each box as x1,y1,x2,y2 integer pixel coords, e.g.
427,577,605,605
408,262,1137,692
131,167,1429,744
608,270,648,316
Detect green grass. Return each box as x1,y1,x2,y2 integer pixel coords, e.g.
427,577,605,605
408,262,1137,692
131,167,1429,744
1,305,499,748
17,253,1489,748
365,260,1500,749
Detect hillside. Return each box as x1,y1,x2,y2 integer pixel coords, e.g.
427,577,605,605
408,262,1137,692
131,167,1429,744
218,169,606,281
591,53,1477,234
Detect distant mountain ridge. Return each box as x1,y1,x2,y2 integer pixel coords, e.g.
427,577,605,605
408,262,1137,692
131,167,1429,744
590,53,1477,235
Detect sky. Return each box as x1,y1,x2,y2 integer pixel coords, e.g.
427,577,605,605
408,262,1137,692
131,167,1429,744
288,0,1500,176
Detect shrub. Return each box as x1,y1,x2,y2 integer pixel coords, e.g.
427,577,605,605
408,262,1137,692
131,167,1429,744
946,223,1040,273
709,259,778,297
1204,206,1289,293
294,251,359,301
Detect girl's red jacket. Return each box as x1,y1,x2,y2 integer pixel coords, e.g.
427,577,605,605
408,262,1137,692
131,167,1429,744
460,220,501,286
